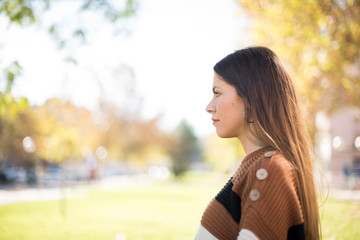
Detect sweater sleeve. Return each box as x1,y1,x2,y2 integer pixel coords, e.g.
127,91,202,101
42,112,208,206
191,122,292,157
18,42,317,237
239,152,304,240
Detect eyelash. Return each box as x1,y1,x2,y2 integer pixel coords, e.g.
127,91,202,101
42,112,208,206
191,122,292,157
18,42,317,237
213,91,220,96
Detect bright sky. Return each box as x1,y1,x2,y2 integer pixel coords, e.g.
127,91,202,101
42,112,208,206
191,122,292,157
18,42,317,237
0,0,251,137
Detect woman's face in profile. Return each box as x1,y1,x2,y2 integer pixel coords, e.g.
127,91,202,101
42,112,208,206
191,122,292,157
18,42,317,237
206,72,246,139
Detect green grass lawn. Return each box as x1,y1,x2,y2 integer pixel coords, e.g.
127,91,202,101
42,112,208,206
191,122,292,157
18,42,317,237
0,173,359,240
320,197,360,240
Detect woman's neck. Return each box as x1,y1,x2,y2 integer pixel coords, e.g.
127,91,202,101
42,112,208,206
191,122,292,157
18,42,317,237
238,135,266,155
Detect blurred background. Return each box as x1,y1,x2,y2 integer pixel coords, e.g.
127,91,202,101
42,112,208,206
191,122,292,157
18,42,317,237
0,0,359,239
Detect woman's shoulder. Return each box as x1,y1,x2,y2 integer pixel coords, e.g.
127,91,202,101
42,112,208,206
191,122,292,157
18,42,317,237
263,149,294,171
239,149,304,240
236,148,294,174
234,148,296,186
255,149,297,185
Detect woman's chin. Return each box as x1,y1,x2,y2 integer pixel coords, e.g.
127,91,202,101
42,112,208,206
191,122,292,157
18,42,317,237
216,130,235,139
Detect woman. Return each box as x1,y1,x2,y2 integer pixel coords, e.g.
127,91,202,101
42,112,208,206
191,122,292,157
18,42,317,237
195,47,320,240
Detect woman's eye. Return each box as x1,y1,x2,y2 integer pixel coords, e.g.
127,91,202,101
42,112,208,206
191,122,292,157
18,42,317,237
212,87,221,96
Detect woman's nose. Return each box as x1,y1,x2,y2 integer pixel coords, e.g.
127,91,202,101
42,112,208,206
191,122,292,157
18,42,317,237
206,100,215,113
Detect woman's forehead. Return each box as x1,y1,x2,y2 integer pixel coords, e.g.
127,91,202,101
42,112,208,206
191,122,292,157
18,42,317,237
213,73,232,88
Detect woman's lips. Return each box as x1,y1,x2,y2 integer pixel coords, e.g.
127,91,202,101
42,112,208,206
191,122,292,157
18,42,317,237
212,119,219,125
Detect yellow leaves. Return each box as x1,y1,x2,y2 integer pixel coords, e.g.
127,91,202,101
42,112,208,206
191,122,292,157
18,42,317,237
0,93,30,120
0,94,35,165
236,0,360,114
33,98,93,162
37,126,81,163
341,77,352,91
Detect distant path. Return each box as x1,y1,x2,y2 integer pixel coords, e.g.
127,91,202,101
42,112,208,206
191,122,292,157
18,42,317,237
0,174,150,206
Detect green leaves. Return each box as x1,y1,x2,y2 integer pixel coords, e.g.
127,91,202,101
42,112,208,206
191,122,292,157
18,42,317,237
2,61,23,94
0,0,35,25
168,120,202,176
81,0,137,22
0,0,50,26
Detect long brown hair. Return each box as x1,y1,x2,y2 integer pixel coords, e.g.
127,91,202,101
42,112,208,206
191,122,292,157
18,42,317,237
214,46,320,239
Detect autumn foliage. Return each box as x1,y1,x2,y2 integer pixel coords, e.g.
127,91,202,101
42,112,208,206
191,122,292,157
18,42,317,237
0,95,171,173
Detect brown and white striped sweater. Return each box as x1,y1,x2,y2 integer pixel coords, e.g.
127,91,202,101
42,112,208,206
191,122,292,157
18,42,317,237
195,147,305,240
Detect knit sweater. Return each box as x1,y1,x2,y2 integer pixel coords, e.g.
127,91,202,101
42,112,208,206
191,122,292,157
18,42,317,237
195,147,305,240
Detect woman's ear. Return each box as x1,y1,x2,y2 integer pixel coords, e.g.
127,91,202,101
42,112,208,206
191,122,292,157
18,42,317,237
245,103,254,123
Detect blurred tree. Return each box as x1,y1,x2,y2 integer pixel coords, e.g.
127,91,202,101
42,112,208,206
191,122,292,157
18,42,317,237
0,93,171,181
0,60,35,167
168,120,202,177
31,97,170,167
0,58,38,183
95,100,169,167
237,0,360,116
0,93,36,167
33,98,97,162
2,61,23,94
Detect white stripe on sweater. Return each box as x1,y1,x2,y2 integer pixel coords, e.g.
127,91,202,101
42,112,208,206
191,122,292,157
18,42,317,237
194,225,259,240
195,225,218,240
237,229,259,240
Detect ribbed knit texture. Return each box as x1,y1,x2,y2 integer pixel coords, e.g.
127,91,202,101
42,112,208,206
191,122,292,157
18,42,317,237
197,147,305,240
